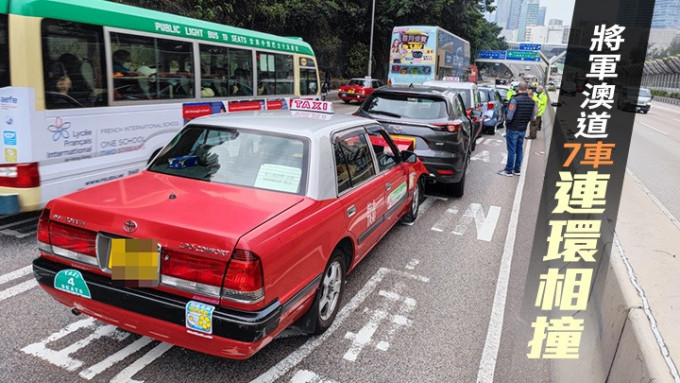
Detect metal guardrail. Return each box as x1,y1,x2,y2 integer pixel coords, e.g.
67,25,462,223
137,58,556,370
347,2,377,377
655,96,680,106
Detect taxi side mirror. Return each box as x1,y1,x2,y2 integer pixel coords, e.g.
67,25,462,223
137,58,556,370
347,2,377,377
400,150,417,163
551,102,561,107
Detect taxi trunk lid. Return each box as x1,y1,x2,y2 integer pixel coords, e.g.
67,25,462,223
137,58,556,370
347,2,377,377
53,171,305,248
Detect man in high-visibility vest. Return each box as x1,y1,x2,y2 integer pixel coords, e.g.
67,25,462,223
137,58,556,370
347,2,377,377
527,85,548,139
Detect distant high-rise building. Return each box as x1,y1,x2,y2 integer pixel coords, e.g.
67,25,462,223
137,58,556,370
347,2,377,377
526,25,548,43
507,0,523,30
495,0,511,28
518,0,540,41
651,0,680,29
537,6,547,26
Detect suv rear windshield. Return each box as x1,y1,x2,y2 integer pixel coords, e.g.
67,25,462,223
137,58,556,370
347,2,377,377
0,15,9,87
363,93,448,120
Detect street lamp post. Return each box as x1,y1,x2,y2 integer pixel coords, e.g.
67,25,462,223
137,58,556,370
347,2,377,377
367,0,376,78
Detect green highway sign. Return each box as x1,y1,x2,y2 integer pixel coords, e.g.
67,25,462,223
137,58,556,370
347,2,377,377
506,49,541,62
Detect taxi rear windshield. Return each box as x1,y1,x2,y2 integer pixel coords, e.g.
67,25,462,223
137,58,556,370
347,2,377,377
0,15,9,87
363,93,448,120
149,126,308,194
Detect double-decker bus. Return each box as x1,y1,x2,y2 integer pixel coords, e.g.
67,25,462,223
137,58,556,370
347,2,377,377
388,25,470,85
0,0,320,214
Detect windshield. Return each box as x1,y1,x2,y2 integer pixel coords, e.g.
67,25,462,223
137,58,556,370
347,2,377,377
363,94,448,120
0,15,8,87
149,126,308,194
639,89,652,97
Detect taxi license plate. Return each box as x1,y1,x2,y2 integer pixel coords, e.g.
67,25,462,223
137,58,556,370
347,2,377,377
107,238,160,287
348,89,355,94
390,135,416,150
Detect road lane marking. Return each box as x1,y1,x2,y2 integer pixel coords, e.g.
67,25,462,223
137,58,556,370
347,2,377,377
0,216,39,230
476,139,531,383
109,342,173,383
79,336,154,380
451,203,501,242
290,370,340,383
21,318,100,371
0,265,32,284
252,266,428,383
639,122,668,136
0,279,38,301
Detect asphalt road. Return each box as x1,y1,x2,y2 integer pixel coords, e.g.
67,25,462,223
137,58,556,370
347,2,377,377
0,96,676,382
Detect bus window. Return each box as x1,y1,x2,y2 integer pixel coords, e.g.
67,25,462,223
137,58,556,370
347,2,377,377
41,19,106,109
298,57,318,96
199,44,251,98
110,32,194,101
257,52,294,96
0,15,8,87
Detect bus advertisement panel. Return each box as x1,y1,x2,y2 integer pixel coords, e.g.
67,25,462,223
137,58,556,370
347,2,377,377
0,0,320,214
388,25,470,86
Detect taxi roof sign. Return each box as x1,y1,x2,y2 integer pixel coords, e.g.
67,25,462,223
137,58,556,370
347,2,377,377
290,99,334,114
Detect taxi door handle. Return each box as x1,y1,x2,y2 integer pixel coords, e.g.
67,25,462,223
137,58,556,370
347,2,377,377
386,182,391,191
347,205,356,217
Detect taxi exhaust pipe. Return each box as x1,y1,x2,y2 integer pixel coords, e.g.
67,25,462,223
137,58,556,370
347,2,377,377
71,308,82,316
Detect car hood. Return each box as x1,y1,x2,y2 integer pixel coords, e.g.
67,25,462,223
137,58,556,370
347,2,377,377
50,171,305,251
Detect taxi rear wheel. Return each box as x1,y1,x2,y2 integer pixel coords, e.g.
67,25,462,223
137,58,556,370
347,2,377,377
313,251,346,334
401,178,423,223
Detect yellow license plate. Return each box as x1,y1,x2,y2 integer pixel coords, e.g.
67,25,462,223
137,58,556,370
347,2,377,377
348,89,355,94
390,135,416,150
108,238,160,287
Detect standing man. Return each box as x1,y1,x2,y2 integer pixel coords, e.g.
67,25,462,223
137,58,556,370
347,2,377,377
527,86,546,139
498,82,536,176
535,85,547,131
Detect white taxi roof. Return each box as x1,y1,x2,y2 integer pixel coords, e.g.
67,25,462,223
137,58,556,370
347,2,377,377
190,111,372,139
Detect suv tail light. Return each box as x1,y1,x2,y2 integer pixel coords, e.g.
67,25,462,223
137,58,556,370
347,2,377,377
221,249,264,304
0,162,40,188
161,250,226,299
432,121,462,133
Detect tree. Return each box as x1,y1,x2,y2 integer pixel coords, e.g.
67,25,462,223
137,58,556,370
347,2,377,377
109,0,509,81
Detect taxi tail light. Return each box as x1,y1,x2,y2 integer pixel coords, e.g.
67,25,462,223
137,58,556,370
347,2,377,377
221,249,264,304
37,208,51,252
432,121,461,133
0,162,40,188
487,102,495,109
161,250,226,288
49,221,97,258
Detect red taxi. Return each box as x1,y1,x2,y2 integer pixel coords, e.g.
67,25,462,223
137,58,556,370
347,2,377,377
338,77,384,104
32,100,428,359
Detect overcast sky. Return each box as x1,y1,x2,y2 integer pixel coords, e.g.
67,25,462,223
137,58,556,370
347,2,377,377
541,0,576,25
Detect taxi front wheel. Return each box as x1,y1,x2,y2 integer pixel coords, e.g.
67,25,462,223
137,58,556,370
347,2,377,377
312,251,346,334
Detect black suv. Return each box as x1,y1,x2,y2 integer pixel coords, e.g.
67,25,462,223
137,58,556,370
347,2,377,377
355,86,473,197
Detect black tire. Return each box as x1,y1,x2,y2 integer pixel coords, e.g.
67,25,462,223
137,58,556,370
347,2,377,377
342,100,350,104
447,171,465,198
401,177,423,223
312,251,346,334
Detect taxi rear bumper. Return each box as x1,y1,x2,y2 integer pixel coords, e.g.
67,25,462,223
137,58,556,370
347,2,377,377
32,257,285,359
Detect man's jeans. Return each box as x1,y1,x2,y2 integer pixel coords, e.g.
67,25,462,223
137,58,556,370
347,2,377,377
504,128,526,173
